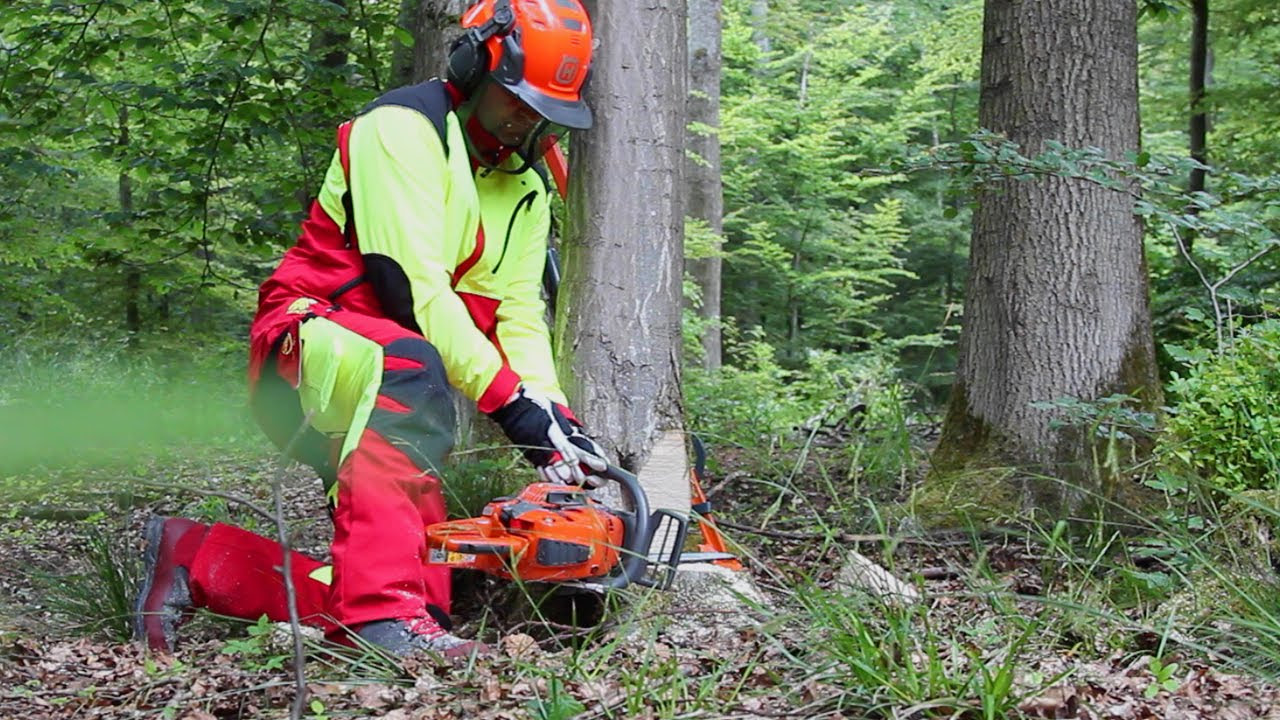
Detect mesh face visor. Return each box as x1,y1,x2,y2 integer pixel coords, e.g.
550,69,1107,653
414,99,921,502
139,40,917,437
518,120,568,163
491,32,593,131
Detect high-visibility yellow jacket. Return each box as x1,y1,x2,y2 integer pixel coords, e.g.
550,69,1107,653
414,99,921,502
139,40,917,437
250,81,563,414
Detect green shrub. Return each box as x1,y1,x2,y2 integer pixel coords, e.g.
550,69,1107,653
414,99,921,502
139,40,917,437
685,328,920,484
685,327,807,446
1161,321,1280,490
441,455,526,519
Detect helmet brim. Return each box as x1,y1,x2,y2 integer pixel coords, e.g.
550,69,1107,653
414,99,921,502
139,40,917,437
502,79,593,130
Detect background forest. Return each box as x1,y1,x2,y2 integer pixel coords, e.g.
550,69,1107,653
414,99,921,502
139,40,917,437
3,0,1280,718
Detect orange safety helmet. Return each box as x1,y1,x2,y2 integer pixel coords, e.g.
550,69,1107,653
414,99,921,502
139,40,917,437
447,0,594,130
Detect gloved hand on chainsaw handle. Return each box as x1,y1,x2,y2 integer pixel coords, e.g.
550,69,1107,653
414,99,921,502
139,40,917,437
488,386,608,487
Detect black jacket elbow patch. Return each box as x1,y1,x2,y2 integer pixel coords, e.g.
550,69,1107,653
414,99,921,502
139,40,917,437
363,253,423,334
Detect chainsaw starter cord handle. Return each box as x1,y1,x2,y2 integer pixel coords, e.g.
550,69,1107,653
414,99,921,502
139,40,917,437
596,464,651,589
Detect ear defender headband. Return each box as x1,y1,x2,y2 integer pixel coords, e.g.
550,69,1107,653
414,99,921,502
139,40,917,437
447,0,518,95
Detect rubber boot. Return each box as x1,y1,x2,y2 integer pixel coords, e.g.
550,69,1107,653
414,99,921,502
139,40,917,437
133,516,210,652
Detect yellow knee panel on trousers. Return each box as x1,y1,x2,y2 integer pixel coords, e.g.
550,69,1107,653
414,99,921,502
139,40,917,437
298,317,384,471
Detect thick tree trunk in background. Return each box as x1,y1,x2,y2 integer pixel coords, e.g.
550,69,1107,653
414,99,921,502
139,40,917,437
686,0,723,369
393,0,467,86
559,1,688,509
1187,0,1209,250
387,0,472,446
933,0,1160,513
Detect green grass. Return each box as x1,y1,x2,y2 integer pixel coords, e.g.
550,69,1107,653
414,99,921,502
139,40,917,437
0,332,257,480
35,523,142,642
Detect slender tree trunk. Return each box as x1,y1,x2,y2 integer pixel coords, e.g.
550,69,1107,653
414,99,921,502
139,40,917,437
933,0,1160,513
384,0,477,448
751,0,770,54
309,0,349,71
296,0,350,207
118,105,140,342
943,85,963,307
1186,0,1209,250
560,1,688,509
686,0,723,369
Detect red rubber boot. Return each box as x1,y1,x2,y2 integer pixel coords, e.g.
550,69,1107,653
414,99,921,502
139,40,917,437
133,516,210,652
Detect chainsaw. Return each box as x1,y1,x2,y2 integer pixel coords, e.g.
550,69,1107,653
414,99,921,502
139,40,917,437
424,464,688,590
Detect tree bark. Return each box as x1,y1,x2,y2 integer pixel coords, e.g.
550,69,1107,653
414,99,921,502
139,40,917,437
686,0,724,369
559,1,688,492
750,0,770,54
296,0,350,206
1186,0,1209,250
308,0,349,72
933,0,1161,513
394,0,468,86
118,104,140,341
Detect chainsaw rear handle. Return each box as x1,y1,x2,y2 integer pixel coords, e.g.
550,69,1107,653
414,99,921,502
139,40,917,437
595,463,652,589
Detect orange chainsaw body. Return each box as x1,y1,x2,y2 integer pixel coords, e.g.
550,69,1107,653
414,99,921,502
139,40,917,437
425,483,627,583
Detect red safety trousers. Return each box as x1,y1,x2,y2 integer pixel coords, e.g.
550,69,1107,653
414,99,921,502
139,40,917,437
184,306,458,639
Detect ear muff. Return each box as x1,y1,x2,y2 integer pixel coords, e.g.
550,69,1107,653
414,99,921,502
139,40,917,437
446,0,517,95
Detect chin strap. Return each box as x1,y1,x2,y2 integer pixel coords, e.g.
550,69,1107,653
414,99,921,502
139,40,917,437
472,119,557,178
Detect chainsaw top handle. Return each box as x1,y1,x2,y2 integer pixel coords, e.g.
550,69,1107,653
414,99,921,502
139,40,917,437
596,464,652,589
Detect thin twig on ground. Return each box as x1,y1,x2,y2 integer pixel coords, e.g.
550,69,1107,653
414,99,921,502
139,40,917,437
129,480,278,524
271,409,317,720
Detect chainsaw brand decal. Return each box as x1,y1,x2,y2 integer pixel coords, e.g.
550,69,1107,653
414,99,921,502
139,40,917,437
429,548,475,565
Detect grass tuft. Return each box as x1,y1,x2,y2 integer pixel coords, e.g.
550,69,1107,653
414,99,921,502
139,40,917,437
37,523,142,642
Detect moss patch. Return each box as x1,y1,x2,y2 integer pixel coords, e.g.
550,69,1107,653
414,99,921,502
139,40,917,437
895,466,1023,530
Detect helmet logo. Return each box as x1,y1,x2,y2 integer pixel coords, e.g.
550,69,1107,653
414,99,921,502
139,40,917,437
554,55,581,87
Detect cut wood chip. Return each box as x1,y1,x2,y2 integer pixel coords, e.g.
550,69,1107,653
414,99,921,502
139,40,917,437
834,550,922,604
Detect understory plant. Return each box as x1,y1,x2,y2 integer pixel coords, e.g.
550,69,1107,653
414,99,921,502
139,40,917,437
37,522,141,642
1160,319,1280,491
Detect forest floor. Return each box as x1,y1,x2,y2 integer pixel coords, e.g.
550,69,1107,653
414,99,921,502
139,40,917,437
1,445,1278,719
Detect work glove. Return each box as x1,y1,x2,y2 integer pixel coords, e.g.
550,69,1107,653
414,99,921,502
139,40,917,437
488,386,608,487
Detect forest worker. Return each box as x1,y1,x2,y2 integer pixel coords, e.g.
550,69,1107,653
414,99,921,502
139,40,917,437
133,0,603,660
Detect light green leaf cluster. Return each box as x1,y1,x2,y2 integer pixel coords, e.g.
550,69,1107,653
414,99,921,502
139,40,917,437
0,0,395,339
716,0,975,376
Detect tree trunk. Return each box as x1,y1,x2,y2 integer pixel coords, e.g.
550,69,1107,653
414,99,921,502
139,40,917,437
686,0,723,369
297,0,350,207
387,0,472,446
394,0,468,86
559,1,688,510
933,0,1160,514
1186,0,1209,250
118,104,141,342
308,0,349,72
750,0,769,54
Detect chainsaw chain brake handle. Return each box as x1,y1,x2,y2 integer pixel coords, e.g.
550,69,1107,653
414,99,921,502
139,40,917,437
595,464,689,591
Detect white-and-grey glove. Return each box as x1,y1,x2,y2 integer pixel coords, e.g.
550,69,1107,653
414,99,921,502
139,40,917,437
488,386,608,486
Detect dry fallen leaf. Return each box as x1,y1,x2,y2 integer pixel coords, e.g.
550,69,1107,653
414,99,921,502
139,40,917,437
353,683,391,709
500,633,540,661
1017,684,1078,718
480,676,502,702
